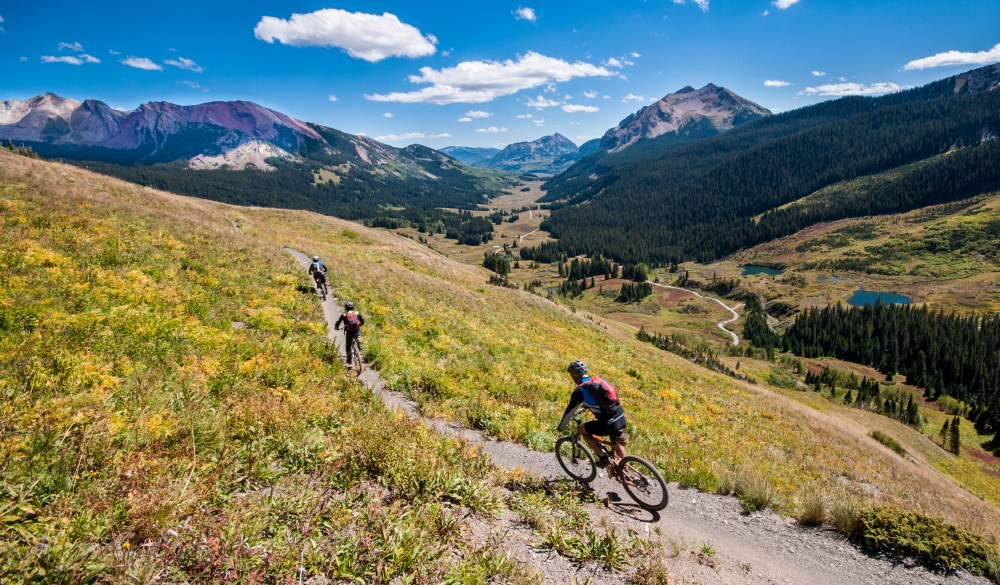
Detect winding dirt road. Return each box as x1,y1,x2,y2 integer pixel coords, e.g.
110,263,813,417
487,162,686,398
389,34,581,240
288,248,987,585
650,282,743,345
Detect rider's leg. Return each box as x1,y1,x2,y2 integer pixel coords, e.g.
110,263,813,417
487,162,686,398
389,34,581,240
578,425,608,458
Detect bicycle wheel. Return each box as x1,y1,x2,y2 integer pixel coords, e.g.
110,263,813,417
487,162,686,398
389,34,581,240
352,339,363,372
555,436,597,483
618,455,669,511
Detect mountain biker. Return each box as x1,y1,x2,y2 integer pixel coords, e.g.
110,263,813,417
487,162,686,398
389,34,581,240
308,255,327,288
335,301,365,368
557,360,627,468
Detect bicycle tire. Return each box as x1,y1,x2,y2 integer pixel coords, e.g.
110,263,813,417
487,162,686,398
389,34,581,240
618,455,669,511
352,339,363,372
555,436,597,483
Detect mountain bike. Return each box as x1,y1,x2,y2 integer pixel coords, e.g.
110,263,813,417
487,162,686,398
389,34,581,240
555,416,669,511
348,335,363,373
313,273,328,301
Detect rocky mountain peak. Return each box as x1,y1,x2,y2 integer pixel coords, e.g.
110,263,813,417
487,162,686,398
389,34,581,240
600,83,771,152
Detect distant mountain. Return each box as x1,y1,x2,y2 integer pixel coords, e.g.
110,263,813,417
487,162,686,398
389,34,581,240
542,85,770,198
439,146,501,165
474,133,579,175
526,63,1000,266
0,93,510,228
600,84,771,153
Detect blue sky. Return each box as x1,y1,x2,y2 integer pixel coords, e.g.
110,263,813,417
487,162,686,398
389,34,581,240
2,1,999,148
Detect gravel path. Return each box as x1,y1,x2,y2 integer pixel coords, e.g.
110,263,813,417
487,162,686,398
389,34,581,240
288,249,989,585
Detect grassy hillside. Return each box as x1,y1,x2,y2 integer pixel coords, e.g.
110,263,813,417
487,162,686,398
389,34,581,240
0,152,544,583
3,152,1000,580
730,191,1000,313
235,177,1000,536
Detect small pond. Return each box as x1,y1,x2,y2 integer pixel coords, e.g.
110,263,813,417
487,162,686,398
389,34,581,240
816,276,841,283
740,264,784,276
847,289,911,306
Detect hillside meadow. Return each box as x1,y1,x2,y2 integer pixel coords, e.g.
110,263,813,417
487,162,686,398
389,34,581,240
2,151,1000,579
0,152,557,583
237,169,1000,539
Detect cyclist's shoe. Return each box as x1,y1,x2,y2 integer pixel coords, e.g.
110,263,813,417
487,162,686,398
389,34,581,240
596,455,611,468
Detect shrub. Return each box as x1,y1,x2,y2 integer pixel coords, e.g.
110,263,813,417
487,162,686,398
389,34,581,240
870,430,907,456
855,506,997,574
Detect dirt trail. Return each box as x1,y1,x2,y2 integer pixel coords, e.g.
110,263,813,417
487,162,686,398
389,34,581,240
651,282,743,345
288,248,988,585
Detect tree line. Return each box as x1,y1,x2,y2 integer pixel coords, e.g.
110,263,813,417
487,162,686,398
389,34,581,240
783,303,1000,450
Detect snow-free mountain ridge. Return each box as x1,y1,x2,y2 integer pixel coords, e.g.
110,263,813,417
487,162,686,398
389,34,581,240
600,83,772,153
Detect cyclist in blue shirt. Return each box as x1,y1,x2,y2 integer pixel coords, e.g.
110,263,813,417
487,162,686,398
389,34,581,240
557,360,628,468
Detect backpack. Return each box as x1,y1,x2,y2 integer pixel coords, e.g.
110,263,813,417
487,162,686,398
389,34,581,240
344,311,361,332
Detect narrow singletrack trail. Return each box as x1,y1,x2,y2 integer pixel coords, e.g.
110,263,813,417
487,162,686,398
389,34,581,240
650,282,743,345
288,248,987,585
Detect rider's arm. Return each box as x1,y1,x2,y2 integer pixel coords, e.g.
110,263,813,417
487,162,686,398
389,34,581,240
557,388,584,431
358,313,365,326
334,314,345,330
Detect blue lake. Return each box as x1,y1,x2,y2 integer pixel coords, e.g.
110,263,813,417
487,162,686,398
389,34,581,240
847,290,911,306
816,276,841,283
740,265,784,276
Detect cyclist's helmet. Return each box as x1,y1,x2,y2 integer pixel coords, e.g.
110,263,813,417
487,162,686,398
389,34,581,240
567,360,588,376
345,301,355,310
313,255,320,261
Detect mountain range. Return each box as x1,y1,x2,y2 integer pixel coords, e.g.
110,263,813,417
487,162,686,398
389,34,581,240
529,62,1000,265
0,93,514,228
438,84,769,175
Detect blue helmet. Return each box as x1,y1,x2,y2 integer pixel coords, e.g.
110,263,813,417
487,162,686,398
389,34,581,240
345,301,355,310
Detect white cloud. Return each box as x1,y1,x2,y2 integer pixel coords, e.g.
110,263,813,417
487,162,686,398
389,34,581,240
122,56,162,70
328,94,338,102
517,113,533,119
366,51,614,104
164,57,204,73
465,110,492,118
20,57,28,62
475,126,508,133
41,54,100,65
562,104,599,113
764,79,792,87
383,112,394,118
457,116,472,122
375,131,451,142
583,90,598,98
533,118,545,126
254,8,437,62
514,7,537,22
801,82,902,96
904,43,1000,70
545,82,558,93
181,80,202,89
772,0,800,8
58,42,84,52
811,70,825,77
622,93,647,103
0,15,4,32
672,0,710,12
526,95,562,109
630,52,641,58
763,9,770,16
603,56,635,68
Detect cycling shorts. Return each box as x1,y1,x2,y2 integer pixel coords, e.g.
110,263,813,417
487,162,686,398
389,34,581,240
584,416,628,445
